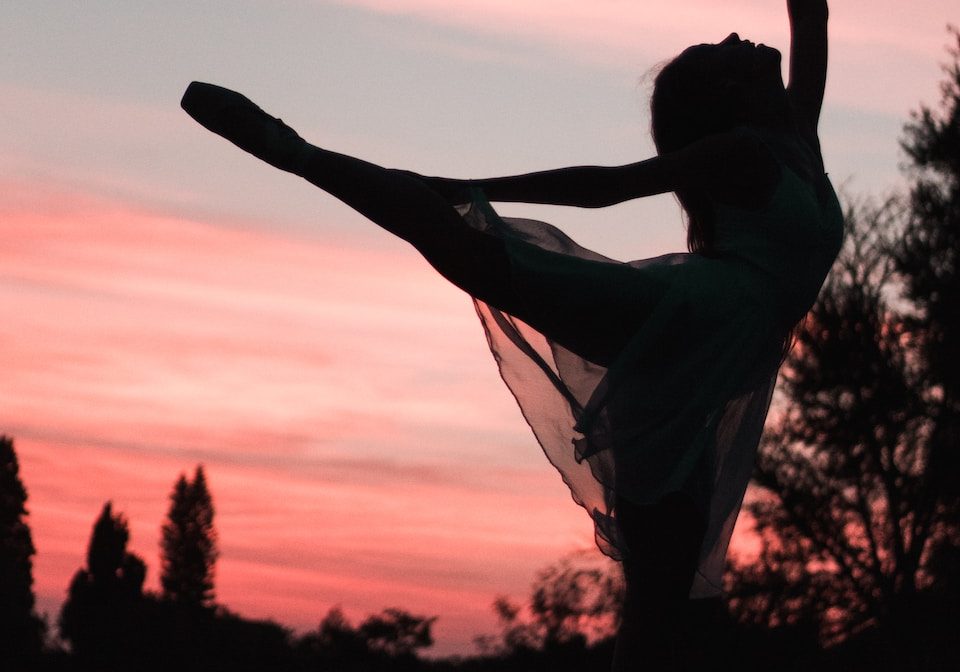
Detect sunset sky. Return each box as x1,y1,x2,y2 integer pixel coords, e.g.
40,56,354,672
1,0,955,656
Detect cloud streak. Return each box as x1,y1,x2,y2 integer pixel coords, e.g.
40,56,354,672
328,0,956,116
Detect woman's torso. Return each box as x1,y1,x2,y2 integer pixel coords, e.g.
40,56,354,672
709,127,845,327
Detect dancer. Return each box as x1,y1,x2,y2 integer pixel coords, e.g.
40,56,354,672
182,0,838,668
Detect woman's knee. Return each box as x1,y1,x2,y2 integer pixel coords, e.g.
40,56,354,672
420,228,525,312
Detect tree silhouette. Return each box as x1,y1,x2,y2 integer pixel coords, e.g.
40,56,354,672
480,552,623,656
59,501,147,669
297,605,436,672
299,606,370,667
358,608,437,658
892,27,960,595
0,435,45,668
727,29,960,653
160,465,218,606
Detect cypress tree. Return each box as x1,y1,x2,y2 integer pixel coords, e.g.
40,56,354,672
0,435,45,666
160,465,218,606
59,501,146,667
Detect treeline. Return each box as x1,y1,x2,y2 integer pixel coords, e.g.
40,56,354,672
2,417,958,672
2,23,960,672
0,441,449,672
0,437,623,672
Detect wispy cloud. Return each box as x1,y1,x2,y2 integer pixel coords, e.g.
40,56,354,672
326,0,955,115
329,0,782,57
330,0,953,57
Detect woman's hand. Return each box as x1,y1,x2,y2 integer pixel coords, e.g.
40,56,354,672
786,0,829,134
787,0,829,23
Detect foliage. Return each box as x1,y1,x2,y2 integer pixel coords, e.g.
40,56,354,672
130,602,296,672
897,27,960,395
0,435,45,667
57,492,297,672
359,607,438,657
297,605,437,671
894,25,960,513
478,552,623,656
160,464,218,606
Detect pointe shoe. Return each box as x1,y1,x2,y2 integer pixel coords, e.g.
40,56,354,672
181,81,309,172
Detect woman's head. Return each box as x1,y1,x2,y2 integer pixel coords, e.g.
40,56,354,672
652,33,786,153
651,34,787,253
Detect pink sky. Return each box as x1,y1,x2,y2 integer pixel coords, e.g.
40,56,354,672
1,0,955,656
1,179,596,652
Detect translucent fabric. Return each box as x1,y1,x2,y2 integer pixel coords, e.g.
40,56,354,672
457,139,844,597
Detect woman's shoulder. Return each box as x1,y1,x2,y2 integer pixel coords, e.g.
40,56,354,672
745,123,825,184
695,127,782,210
702,123,830,213
672,124,823,210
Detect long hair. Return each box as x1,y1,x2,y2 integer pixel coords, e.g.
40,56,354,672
650,45,753,255
650,46,802,361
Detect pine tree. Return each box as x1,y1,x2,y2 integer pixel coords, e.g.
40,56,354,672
160,465,218,606
0,435,45,667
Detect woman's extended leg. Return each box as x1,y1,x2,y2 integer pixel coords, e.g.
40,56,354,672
612,492,709,672
181,82,523,314
296,148,525,309
181,82,640,364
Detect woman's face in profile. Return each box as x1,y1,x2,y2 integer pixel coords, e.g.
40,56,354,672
709,33,787,121
715,33,783,86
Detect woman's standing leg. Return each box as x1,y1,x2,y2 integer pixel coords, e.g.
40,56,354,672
611,492,707,671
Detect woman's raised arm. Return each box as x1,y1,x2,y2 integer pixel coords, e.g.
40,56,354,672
786,0,829,134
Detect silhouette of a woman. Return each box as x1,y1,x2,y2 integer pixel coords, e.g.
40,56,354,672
182,1,838,668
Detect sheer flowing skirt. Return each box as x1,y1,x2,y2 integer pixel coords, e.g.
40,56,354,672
459,193,785,597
